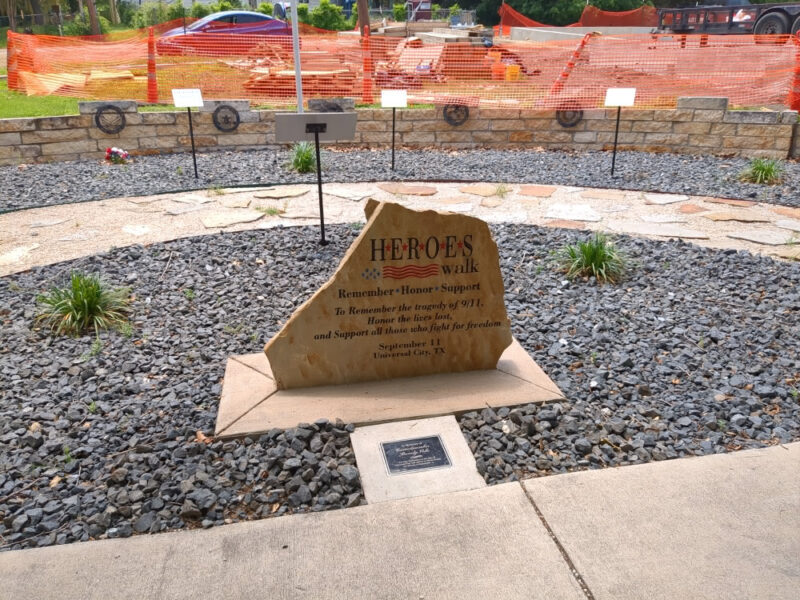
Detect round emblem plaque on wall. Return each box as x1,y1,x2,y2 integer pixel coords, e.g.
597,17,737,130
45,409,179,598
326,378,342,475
94,105,127,134
212,105,241,133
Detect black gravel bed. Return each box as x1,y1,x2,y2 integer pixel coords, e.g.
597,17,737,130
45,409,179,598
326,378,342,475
2,148,799,214
1,224,799,552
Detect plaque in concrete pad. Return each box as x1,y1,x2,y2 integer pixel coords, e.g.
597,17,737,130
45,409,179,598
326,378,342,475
264,201,513,389
350,415,485,504
382,435,451,474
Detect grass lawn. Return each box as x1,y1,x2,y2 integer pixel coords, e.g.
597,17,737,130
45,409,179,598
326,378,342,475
0,79,82,118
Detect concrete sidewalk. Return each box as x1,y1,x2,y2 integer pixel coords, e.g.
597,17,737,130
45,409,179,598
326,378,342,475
1,443,797,600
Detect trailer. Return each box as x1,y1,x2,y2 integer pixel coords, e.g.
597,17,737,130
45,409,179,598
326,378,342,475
657,1,800,36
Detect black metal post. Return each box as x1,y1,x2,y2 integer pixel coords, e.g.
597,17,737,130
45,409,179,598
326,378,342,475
187,107,198,179
313,130,327,245
391,107,396,171
611,106,621,177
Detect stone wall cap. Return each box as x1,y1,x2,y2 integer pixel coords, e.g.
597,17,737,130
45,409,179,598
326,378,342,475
78,100,138,114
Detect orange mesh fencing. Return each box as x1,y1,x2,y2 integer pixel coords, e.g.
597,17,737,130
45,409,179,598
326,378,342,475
496,4,658,35
7,29,800,111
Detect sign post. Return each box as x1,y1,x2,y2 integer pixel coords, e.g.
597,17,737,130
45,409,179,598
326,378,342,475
381,89,407,171
604,88,636,177
275,112,357,245
172,88,204,179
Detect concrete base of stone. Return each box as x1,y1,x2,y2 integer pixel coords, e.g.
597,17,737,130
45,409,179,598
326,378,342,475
214,338,564,438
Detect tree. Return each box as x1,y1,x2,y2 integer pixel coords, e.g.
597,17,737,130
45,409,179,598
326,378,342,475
85,0,101,33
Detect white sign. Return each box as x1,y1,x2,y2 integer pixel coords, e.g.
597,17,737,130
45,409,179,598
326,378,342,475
604,88,636,108
381,89,408,109
172,88,204,108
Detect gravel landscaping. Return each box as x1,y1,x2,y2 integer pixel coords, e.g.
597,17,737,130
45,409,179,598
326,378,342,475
1,148,799,213
1,224,798,551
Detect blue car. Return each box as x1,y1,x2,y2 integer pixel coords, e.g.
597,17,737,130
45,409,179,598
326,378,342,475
157,11,292,55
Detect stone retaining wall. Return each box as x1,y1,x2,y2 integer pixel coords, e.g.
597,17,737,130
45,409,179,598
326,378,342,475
0,97,797,165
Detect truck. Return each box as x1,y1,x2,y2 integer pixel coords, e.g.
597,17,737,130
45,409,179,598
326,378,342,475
657,1,800,36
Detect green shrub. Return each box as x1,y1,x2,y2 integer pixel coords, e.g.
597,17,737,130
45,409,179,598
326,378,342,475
449,2,461,18
36,272,132,337
393,3,406,21
290,141,316,173
296,4,310,23
739,158,784,185
130,1,169,28
63,9,111,35
555,233,628,284
309,0,349,30
190,1,212,19
166,1,187,21
256,2,273,15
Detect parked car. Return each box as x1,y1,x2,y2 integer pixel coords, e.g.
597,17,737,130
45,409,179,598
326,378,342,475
156,10,292,55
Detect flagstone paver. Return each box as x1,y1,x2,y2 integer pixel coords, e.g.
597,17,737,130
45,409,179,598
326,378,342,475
775,219,800,233
377,183,438,196
701,197,756,208
704,212,770,223
2,182,800,277
545,203,602,222
679,204,708,214
582,189,630,201
727,230,794,246
773,206,800,219
544,219,587,230
459,183,501,197
641,215,687,224
519,185,556,197
253,185,311,199
610,222,709,240
644,193,688,205
201,211,264,229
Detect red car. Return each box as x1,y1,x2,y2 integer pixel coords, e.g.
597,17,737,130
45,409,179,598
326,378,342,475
156,11,292,55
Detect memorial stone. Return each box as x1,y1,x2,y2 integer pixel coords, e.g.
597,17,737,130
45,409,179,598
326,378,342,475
264,201,513,389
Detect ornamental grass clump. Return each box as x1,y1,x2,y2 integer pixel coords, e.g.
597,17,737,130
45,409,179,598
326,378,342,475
739,158,784,185
35,272,132,337
555,233,628,284
290,142,316,173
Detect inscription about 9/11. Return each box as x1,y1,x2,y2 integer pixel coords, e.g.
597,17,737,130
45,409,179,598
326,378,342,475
381,435,451,475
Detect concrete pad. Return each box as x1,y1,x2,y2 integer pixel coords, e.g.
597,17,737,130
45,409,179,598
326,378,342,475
215,339,564,438
253,185,311,199
350,415,485,503
728,230,793,246
610,222,709,239
644,193,687,205
0,484,585,600
201,210,263,229
545,203,601,222
524,444,800,600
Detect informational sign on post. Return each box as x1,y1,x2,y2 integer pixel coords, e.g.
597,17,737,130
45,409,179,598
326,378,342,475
381,89,408,171
604,88,637,176
275,112,357,245
171,88,204,108
171,88,204,178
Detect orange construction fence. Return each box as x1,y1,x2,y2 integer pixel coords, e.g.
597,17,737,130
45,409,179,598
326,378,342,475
7,28,800,111
495,4,658,36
